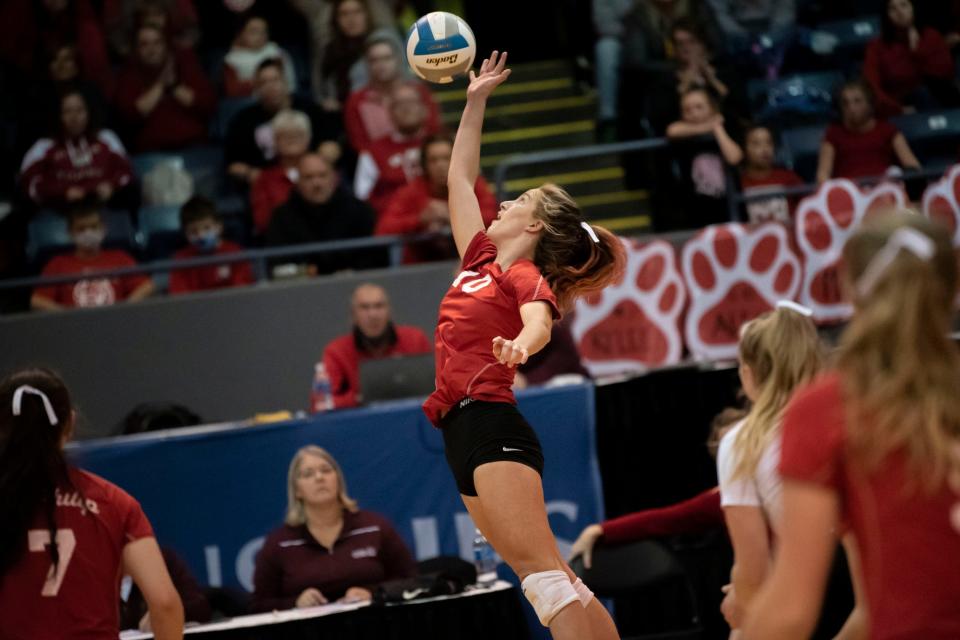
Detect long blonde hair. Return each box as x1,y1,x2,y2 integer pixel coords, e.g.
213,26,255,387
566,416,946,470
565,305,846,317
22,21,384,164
285,445,358,526
838,211,960,490
733,307,824,479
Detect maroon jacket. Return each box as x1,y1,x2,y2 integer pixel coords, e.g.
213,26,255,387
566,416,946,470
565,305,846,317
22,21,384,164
601,487,724,544
251,509,417,611
114,49,215,152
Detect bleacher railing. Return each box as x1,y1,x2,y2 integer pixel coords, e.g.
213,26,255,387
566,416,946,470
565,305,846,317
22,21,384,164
0,232,447,293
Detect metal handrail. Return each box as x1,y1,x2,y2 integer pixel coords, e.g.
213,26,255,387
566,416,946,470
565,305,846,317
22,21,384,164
0,231,451,292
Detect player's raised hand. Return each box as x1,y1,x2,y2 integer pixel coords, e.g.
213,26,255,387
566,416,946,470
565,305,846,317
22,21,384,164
467,50,511,101
492,336,529,368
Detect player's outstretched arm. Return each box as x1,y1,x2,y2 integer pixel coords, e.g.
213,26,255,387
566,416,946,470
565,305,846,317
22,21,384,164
123,537,185,640
449,50,511,258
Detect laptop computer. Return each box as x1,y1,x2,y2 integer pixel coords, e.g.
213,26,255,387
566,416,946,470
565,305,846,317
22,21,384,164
359,353,436,405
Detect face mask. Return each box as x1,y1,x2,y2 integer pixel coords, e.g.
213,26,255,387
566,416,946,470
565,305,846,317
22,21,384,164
189,229,220,253
74,228,105,251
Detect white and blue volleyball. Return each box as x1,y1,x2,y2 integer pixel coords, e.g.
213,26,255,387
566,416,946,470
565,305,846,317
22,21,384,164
406,12,476,84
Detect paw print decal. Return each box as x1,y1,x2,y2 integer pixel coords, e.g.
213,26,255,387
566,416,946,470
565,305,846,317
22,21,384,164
572,239,686,376
923,164,960,246
795,179,906,322
682,222,801,361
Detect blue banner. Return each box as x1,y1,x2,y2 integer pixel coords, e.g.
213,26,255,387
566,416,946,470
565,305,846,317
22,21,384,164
71,384,604,596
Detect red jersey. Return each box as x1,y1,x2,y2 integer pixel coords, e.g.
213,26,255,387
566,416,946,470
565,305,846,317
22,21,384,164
0,467,154,640
33,250,149,308
344,82,441,153
780,373,960,640
423,232,560,426
824,120,899,180
316,325,432,410
740,167,804,223
250,164,297,234
354,133,424,214
168,240,254,295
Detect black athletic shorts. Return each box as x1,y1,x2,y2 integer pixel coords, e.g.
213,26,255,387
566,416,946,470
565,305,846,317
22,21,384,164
440,398,545,497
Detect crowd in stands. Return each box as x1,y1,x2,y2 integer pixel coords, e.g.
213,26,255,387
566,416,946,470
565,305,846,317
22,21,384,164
2,0,960,312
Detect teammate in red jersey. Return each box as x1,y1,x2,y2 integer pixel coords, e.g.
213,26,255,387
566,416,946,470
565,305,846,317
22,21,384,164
0,368,183,640
743,211,960,640
424,51,625,640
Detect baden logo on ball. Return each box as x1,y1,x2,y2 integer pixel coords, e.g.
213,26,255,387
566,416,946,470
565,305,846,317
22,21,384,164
406,12,477,84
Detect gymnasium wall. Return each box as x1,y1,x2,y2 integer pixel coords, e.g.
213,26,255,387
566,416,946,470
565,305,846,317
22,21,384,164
0,261,458,439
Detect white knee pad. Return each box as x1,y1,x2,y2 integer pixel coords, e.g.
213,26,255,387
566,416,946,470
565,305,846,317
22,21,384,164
572,577,594,607
521,570,581,626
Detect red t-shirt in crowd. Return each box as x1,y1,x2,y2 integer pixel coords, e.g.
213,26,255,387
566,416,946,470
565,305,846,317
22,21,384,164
740,168,805,223
250,509,417,612
33,250,149,308
316,325,432,410
0,467,155,640
864,28,954,117
423,232,561,426
250,164,297,234
168,241,254,295
824,120,900,180
354,134,424,214
374,176,498,263
780,372,960,640
344,82,441,153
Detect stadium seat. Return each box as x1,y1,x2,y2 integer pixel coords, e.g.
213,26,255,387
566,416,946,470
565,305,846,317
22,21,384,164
780,124,828,182
138,204,183,261
890,109,960,171
816,16,880,54
747,71,842,125
571,540,702,640
210,96,256,141
133,145,226,202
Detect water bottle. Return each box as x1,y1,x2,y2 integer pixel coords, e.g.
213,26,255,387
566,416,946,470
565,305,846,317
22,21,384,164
473,529,497,586
311,363,334,413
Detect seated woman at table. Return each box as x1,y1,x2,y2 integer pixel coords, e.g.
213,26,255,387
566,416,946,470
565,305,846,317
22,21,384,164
251,445,416,611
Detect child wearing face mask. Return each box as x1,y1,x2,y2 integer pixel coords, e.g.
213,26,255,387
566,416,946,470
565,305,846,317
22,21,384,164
31,203,154,311
222,15,297,97
168,196,254,295
740,125,804,224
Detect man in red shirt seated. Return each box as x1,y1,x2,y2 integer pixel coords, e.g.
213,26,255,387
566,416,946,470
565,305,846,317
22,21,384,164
168,196,254,295
375,133,497,263
31,202,154,311
312,283,431,410
353,84,432,215
343,35,441,153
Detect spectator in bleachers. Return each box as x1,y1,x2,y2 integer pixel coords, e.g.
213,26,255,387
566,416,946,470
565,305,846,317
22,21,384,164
864,0,960,118
375,134,497,263
20,45,108,156
313,283,431,410
354,84,430,215
0,0,112,99
225,59,341,188
666,87,744,227
114,24,215,152
620,0,721,66
317,0,403,112
739,125,804,223
104,0,199,59
266,153,377,275
705,0,796,77
287,0,394,104
168,196,254,296
344,35,441,153
20,91,135,213
222,14,297,98
31,202,154,311
251,109,312,235
251,445,416,610
816,79,921,184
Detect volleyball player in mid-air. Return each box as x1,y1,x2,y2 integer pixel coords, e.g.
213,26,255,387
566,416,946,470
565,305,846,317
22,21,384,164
0,368,184,639
421,51,625,640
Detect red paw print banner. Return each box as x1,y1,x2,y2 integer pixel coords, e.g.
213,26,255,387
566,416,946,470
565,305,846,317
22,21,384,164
681,222,801,361
571,238,686,376
923,165,960,246
795,179,906,323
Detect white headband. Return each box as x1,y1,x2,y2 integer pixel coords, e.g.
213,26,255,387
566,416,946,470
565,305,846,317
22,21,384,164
776,300,813,317
856,227,935,298
580,221,599,244
12,385,59,426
